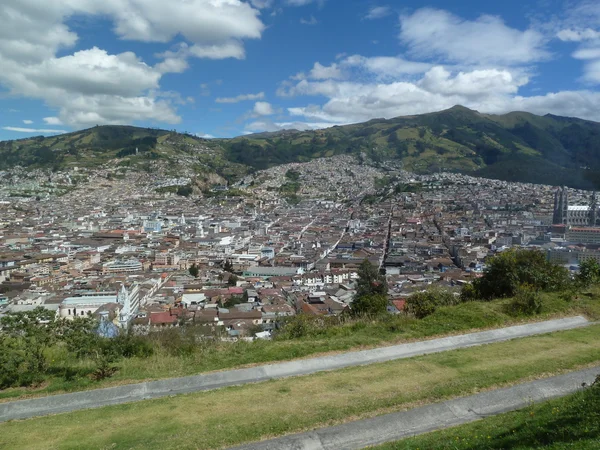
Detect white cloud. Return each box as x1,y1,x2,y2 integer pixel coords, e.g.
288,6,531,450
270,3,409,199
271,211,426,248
195,133,215,139
278,56,600,125
341,55,432,78
249,0,274,9
308,62,342,79
2,126,66,134
365,6,391,20
399,8,549,65
419,66,527,96
253,101,275,116
557,28,600,42
300,16,318,26
573,48,600,59
245,119,342,133
216,92,265,103
22,120,33,124
0,0,266,128
43,117,63,125
286,0,325,6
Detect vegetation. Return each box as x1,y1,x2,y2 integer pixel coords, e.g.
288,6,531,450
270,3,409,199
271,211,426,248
0,309,151,389
188,264,199,278
0,288,596,402
374,374,600,450
351,260,388,316
405,287,460,319
1,326,599,449
466,248,570,300
4,107,600,189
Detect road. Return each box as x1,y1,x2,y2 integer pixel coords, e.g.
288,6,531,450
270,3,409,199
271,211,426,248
230,365,600,450
0,316,591,422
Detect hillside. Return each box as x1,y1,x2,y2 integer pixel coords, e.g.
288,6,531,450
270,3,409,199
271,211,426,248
222,106,600,189
2,106,600,189
0,125,250,183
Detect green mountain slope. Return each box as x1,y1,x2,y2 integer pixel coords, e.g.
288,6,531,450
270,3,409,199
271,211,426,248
2,106,600,189
221,106,600,189
0,125,250,182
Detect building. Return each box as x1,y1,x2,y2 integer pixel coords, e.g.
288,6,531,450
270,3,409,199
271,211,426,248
553,187,599,226
102,258,143,274
58,283,140,327
566,227,600,245
242,266,301,278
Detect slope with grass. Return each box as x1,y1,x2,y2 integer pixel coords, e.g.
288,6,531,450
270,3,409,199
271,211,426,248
373,374,600,450
1,289,598,403
1,325,600,449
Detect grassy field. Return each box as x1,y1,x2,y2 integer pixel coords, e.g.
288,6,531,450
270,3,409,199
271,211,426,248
1,325,600,450
1,289,599,402
373,376,600,449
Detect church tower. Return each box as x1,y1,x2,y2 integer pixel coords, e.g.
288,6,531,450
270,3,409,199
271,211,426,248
553,187,569,225
590,192,598,226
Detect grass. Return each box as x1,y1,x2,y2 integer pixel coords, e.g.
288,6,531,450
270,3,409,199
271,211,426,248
372,377,600,450
1,325,600,449
1,289,599,402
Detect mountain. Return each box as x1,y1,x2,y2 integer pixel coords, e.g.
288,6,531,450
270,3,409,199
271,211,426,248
0,125,250,183
221,106,600,190
2,106,600,189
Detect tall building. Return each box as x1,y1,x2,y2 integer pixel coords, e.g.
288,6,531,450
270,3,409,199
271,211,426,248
590,192,598,226
553,187,569,225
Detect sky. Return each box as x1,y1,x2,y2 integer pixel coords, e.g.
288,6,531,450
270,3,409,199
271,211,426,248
1,0,600,141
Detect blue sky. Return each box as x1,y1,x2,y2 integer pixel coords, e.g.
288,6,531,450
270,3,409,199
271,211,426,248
1,0,600,141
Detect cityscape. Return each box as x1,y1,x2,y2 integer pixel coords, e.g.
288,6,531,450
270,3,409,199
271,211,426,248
2,0,600,448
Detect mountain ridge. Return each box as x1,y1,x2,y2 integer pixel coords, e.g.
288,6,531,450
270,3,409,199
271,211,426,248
2,106,599,190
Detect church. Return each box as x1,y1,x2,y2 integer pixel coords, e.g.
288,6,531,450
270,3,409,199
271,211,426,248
553,187,598,227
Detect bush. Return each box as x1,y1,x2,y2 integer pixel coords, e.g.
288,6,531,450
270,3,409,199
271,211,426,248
459,282,478,302
405,288,460,319
576,259,600,287
473,249,569,300
506,284,542,316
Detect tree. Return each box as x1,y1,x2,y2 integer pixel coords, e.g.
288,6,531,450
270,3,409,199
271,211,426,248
472,249,569,300
223,259,234,273
351,260,388,317
227,274,239,287
189,263,199,278
576,259,600,287
356,259,387,298
0,307,56,381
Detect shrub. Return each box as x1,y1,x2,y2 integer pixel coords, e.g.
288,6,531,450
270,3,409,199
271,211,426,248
576,259,600,287
459,282,478,302
405,288,460,319
473,249,569,300
506,284,542,316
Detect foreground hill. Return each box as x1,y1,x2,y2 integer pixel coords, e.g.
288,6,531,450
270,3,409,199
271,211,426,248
2,106,600,189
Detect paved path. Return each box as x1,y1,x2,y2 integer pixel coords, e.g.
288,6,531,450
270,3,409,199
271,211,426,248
231,365,600,450
0,316,590,422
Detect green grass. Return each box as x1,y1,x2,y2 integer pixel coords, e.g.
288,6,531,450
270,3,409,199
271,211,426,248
1,326,600,449
1,289,599,402
372,377,600,450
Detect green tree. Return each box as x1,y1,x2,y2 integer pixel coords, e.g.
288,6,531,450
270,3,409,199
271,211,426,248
351,260,388,316
223,259,234,273
0,307,56,381
227,274,239,287
473,249,569,299
576,259,600,287
189,263,199,278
